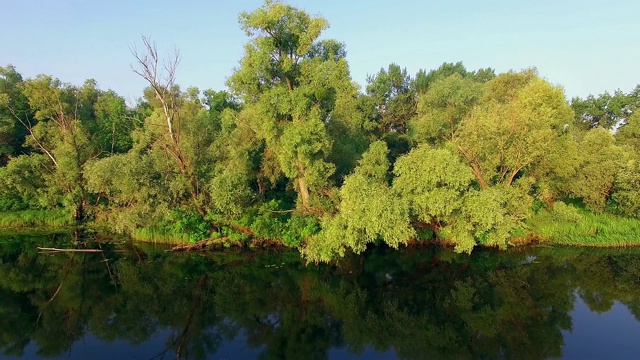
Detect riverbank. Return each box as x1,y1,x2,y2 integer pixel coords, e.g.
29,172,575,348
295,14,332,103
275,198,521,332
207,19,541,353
2,207,640,251
0,209,75,234
526,205,640,247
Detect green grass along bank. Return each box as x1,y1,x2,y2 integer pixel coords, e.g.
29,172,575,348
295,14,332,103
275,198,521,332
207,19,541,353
2,203,639,251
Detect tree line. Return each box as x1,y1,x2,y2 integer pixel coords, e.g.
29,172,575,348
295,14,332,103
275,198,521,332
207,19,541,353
1,1,639,261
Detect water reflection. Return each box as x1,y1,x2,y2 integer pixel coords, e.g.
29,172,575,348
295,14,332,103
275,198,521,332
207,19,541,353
2,233,640,359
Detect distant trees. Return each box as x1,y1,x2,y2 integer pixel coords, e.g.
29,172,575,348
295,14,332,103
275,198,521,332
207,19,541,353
571,85,639,130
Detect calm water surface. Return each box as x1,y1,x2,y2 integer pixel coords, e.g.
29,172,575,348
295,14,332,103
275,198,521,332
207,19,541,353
2,232,640,359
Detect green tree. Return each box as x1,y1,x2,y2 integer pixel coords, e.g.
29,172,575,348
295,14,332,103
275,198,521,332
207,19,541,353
93,90,135,154
86,40,253,237
3,76,105,219
568,127,626,211
413,61,495,94
616,111,640,152
571,88,637,131
393,145,475,250
612,159,640,218
202,89,239,126
453,74,573,190
365,63,415,134
228,0,365,211
304,141,414,262
409,73,484,145
0,65,31,165
413,61,470,94
130,39,212,217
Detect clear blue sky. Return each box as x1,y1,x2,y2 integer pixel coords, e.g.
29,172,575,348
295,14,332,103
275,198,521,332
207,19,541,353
1,0,638,103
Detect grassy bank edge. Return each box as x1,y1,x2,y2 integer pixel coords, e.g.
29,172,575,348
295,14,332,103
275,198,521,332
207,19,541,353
0,209,75,232
525,207,640,247
2,208,639,250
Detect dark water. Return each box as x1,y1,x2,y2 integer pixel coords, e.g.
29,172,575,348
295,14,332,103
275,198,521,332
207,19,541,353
2,233,640,359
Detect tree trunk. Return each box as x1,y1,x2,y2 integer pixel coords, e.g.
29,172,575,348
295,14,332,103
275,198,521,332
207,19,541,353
74,200,85,221
297,176,310,209
470,162,488,190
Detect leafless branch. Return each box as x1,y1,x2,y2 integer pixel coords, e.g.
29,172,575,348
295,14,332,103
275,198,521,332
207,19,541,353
130,36,181,147
7,106,58,167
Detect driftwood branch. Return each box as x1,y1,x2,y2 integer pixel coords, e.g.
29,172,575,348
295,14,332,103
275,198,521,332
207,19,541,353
37,247,104,253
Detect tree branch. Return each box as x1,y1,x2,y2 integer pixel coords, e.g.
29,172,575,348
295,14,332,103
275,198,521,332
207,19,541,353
7,106,58,167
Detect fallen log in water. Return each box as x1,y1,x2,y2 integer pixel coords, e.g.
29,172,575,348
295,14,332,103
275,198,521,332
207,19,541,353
38,247,104,253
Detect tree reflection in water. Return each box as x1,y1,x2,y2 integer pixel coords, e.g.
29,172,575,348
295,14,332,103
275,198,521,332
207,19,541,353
2,233,640,359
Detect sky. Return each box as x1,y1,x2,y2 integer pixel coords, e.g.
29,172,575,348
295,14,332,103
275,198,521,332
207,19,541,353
1,0,638,104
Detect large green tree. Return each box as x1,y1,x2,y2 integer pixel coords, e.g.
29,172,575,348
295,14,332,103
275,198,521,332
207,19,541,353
86,39,253,237
2,76,107,219
453,73,573,190
228,0,367,212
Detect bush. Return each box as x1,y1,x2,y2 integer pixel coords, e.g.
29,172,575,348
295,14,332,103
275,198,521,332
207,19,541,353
551,201,583,223
281,215,320,248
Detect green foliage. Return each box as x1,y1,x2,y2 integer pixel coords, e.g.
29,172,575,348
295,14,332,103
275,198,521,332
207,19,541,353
228,0,363,210
616,111,640,152
220,226,251,243
568,127,626,211
394,145,474,222
412,61,495,94
237,200,320,248
0,190,26,212
571,86,638,130
172,209,210,242
0,154,51,209
93,90,134,154
281,214,319,247
612,159,640,218
410,74,483,144
209,170,253,218
305,141,414,262
365,63,415,134
460,184,533,249
455,75,574,189
548,201,583,223
85,152,170,233
0,65,31,164
240,201,282,239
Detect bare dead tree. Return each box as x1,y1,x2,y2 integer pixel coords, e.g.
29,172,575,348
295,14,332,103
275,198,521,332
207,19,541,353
130,37,206,216
130,36,181,145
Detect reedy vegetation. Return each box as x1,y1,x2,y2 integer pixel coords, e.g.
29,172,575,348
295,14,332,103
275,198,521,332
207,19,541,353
1,0,640,261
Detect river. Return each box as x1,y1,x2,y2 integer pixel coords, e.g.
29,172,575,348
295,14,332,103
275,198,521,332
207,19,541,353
1,232,640,359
